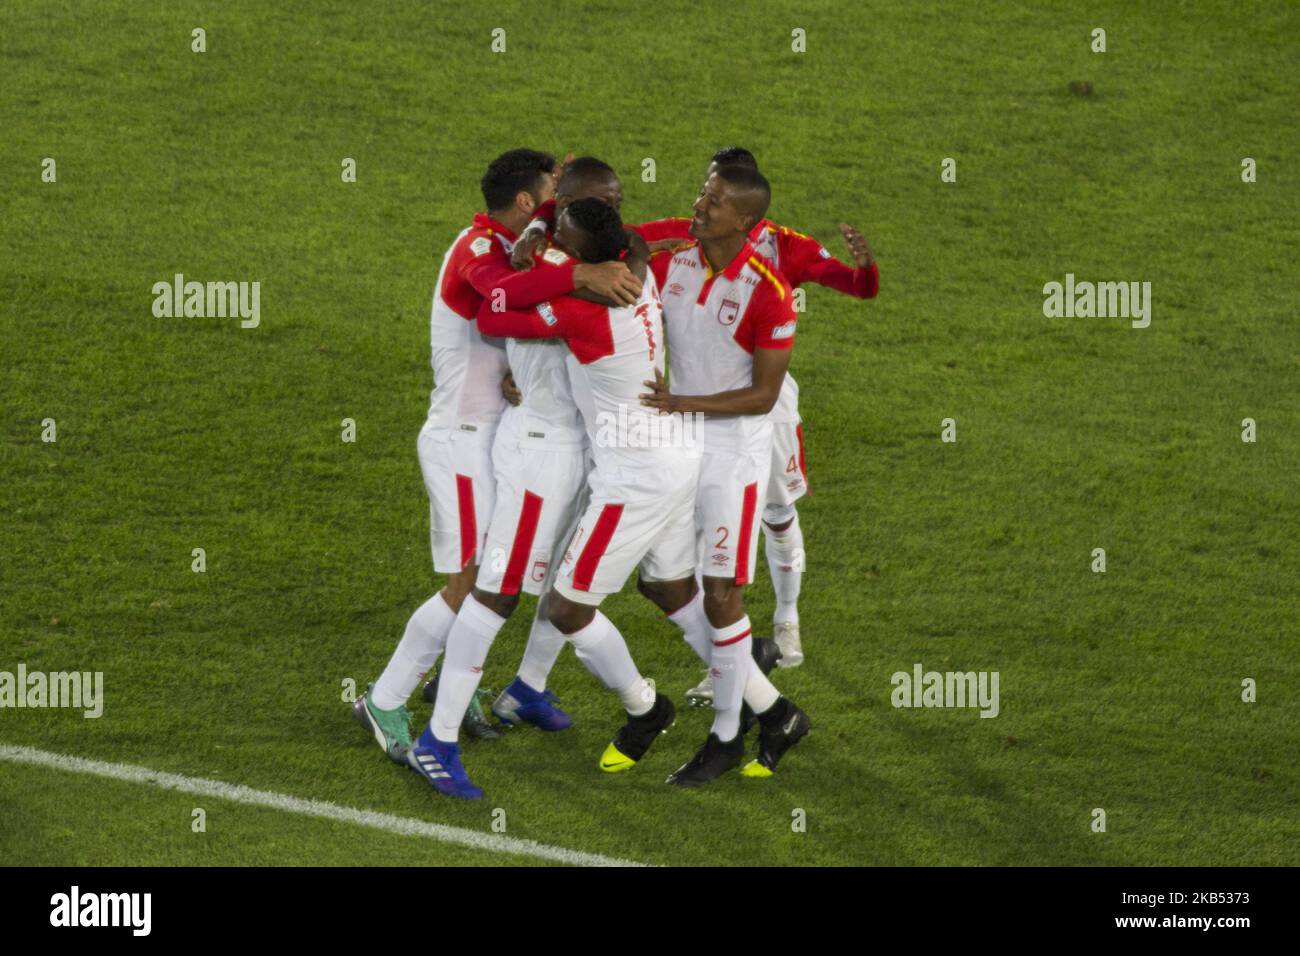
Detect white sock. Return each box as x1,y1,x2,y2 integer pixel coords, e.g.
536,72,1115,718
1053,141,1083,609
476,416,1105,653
516,605,566,693
568,612,645,712
744,657,781,714
618,677,655,717
372,592,457,710
765,513,803,626
667,589,712,662
430,594,507,742
709,616,752,741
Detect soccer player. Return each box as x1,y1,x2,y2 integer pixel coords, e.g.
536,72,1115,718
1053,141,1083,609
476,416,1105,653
516,150,879,685
637,164,813,786
353,149,642,766
639,148,878,703
406,198,687,799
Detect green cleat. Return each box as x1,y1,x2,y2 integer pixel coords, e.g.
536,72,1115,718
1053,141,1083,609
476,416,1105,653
352,682,413,764
422,672,504,741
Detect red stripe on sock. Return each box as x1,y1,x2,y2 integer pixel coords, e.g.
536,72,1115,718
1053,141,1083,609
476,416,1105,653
456,474,477,570
501,491,544,595
713,627,752,647
572,504,624,591
735,481,759,585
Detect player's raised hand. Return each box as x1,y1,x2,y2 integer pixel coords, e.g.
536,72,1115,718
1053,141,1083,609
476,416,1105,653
511,227,547,271
838,223,875,269
574,260,642,305
639,367,676,413
501,371,522,407
552,151,575,186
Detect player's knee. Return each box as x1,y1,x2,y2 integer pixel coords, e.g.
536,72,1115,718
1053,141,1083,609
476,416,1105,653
701,579,742,625
763,503,796,532
547,595,594,635
472,588,518,619
440,572,475,612
636,574,692,614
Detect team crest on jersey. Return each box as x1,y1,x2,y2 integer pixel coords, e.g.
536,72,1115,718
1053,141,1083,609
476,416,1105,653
530,560,549,583
718,299,740,326
470,236,492,256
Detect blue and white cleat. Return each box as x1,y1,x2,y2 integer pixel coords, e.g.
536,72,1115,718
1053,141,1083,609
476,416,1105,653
492,677,572,731
406,727,484,800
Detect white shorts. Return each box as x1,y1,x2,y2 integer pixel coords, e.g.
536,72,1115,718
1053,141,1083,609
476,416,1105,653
554,451,700,606
697,429,772,585
418,419,498,574
767,419,808,508
475,414,588,597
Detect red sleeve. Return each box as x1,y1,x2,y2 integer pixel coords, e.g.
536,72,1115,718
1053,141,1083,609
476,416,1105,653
462,252,577,308
649,251,672,289
749,276,798,351
797,258,879,298
630,218,692,242
476,295,612,363
777,228,879,299
475,299,569,340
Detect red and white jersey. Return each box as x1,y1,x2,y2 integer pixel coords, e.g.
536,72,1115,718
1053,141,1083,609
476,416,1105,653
426,213,513,428
502,247,586,445
477,271,697,473
650,242,796,448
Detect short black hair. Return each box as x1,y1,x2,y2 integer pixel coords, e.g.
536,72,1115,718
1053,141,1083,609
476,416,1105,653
557,156,617,196
564,197,629,263
481,148,557,212
712,163,771,223
711,146,758,170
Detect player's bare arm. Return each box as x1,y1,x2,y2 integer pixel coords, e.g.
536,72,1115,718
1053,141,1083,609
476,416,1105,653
639,345,791,417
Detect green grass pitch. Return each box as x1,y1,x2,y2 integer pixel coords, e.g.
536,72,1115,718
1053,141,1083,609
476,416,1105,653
1,0,1297,866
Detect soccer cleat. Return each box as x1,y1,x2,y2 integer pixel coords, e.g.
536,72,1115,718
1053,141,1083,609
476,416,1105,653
600,691,676,772
406,726,484,800
741,698,811,778
493,677,572,731
352,682,413,764
422,672,504,741
665,732,745,788
753,636,784,675
773,622,803,668
684,669,713,707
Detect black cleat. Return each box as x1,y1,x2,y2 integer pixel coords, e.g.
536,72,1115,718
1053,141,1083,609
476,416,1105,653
666,732,745,788
422,672,504,741
742,698,810,778
752,636,783,675
600,693,676,772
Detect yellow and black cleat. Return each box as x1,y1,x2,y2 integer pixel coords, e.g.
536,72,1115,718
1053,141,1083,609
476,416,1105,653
599,693,676,773
599,741,637,773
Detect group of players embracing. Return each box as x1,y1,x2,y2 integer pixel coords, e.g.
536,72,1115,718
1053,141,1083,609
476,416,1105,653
353,146,879,798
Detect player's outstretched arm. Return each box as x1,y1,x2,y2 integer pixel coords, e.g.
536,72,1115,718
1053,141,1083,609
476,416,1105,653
786,223,879,300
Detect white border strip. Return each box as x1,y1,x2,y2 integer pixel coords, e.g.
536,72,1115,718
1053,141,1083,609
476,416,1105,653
0,743,645,868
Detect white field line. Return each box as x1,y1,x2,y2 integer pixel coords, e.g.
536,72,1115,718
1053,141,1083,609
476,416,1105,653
0,743,646,867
